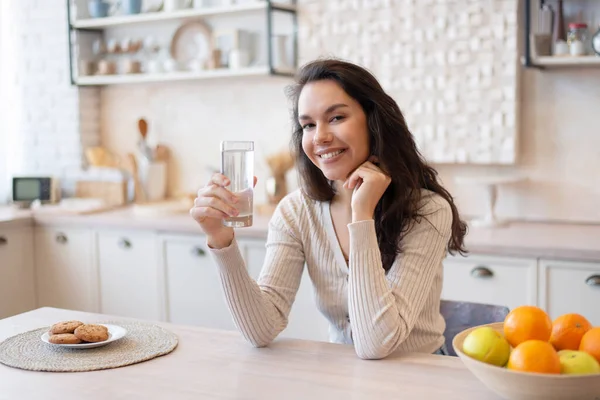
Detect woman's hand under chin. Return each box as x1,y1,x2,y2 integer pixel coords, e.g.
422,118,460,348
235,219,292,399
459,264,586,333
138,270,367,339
343,156,391,223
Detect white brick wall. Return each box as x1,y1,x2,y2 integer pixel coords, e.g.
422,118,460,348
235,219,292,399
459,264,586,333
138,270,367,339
298,0,519,164
0,0,100,199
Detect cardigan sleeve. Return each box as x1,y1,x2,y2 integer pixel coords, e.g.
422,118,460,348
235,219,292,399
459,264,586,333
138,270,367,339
208,198,306,347
346,198,452,359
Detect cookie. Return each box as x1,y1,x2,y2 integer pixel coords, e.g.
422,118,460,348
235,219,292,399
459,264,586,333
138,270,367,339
50,320,84,335
74,324,109,343
49,333,82,344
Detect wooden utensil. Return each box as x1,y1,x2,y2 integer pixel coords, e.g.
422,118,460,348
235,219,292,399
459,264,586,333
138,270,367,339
137,118,153,161
138,118,148,140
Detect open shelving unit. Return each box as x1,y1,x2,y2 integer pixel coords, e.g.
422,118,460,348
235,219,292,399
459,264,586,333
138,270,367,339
523,0,600,69
66,0,298,86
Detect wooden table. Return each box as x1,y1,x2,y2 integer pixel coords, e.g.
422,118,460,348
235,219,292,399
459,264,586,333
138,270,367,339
0,308,501,399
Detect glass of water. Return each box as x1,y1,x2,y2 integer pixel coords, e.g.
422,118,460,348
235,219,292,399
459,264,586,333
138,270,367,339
220,140,254,228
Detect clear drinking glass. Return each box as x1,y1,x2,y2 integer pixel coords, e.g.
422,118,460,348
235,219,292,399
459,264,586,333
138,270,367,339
220,140,254,228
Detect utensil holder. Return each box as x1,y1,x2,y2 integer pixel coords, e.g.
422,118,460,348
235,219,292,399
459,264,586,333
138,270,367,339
138,160,167,202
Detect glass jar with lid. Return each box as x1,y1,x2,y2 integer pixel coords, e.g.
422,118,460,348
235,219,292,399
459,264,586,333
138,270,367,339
567,22,589,56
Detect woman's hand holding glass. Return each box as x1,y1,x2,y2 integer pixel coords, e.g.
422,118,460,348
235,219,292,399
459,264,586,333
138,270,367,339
190,173,257,249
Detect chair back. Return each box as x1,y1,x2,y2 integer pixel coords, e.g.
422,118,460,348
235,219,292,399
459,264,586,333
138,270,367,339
440,299,510,357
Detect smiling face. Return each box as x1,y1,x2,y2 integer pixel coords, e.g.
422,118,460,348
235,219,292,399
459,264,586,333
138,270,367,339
298,80,370,182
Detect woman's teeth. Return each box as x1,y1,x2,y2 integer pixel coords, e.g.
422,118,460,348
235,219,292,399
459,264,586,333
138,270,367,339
320,150,344,159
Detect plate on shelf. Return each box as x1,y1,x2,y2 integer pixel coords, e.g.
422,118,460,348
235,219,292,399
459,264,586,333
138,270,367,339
170,21,213,69
41,324,127,349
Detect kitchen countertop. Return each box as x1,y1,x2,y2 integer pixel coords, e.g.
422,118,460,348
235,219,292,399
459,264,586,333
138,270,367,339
0,205,599,261
0,307,502,400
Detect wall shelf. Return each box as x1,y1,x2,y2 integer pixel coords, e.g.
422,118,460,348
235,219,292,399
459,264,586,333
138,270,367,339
66,0,298,86
523,0,600,69
75,66,296,86
531,55,600,67
71,2,296,30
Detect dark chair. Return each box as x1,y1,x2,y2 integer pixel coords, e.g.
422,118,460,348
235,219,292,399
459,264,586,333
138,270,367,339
440,299,510,357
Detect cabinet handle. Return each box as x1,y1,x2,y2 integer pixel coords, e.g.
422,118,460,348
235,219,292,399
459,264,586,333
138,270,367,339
56,233,68,244
119,238,132,249
585,275,600,287
0,236,6,246
192,247,206,257
470,266,494,278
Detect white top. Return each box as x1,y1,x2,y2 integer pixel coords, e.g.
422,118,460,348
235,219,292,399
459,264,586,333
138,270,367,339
209,188,452,359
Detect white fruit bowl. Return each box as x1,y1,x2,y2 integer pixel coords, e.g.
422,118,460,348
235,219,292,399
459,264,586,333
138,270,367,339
452,322,600,400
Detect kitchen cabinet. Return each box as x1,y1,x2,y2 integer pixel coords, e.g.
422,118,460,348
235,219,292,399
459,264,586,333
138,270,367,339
34,227,96,312
0,227,36,318
442,254,538,312
161,233,235,330
539,259,600,325
97,230,162,321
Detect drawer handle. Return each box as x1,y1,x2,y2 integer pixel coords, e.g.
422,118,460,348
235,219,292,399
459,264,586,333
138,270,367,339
585,275,600,287
192,247,206,257
56,233,68,244
0,236,7,246
470,266,494,278
119,238,132,249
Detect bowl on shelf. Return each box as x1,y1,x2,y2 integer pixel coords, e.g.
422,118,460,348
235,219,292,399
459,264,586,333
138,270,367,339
452,322,600,400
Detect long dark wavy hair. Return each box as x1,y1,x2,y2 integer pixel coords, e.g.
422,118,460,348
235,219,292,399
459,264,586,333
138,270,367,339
285,59,468,271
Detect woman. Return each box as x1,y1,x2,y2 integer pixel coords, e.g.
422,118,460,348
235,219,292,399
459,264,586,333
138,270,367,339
190,59,467,360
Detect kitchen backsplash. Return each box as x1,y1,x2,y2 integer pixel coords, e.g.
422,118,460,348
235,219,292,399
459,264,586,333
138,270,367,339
3,0,600,224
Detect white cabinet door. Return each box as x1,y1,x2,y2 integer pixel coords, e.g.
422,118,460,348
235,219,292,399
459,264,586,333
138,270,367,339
442,254,538,312
34,227,96,312
0,227,36,318
161,234,235,330
97,230,161,321
539,259,600,325
239,238,330,343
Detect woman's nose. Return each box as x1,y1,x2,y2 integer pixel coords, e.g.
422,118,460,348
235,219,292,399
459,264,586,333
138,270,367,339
313,124,332,144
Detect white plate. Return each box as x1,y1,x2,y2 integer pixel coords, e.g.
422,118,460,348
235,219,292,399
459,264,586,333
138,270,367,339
41,324,127,349
170,21,213,68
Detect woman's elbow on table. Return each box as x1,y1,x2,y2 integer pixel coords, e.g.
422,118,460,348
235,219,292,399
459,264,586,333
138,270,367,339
353,327,407,360
240,329,277,348
354,345,394,360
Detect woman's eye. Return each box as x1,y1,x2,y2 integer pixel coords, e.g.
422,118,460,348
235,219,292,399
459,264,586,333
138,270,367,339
301,123,315,130
330,115,345,122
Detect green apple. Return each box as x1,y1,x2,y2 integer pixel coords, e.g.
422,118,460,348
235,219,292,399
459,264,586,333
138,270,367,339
462,326,511,367
558,350,600,375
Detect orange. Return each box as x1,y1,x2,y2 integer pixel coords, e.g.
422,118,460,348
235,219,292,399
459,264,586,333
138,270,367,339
579,327,600,364
507,340,561,374
549,313,592,350
503,305,553,348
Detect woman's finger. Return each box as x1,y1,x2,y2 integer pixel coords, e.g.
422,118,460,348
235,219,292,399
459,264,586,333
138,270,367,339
209,173,230,187
190,206,229,221
195,196,239,217
198,184,239,204
344,166,368,190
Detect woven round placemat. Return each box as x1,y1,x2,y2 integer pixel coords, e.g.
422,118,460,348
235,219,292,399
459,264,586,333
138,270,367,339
0,320,178,372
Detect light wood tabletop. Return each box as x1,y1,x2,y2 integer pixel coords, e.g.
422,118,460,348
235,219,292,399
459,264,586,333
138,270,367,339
0,307,502,400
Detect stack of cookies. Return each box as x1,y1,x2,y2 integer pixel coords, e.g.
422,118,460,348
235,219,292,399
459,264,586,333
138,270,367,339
48,320,110,344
